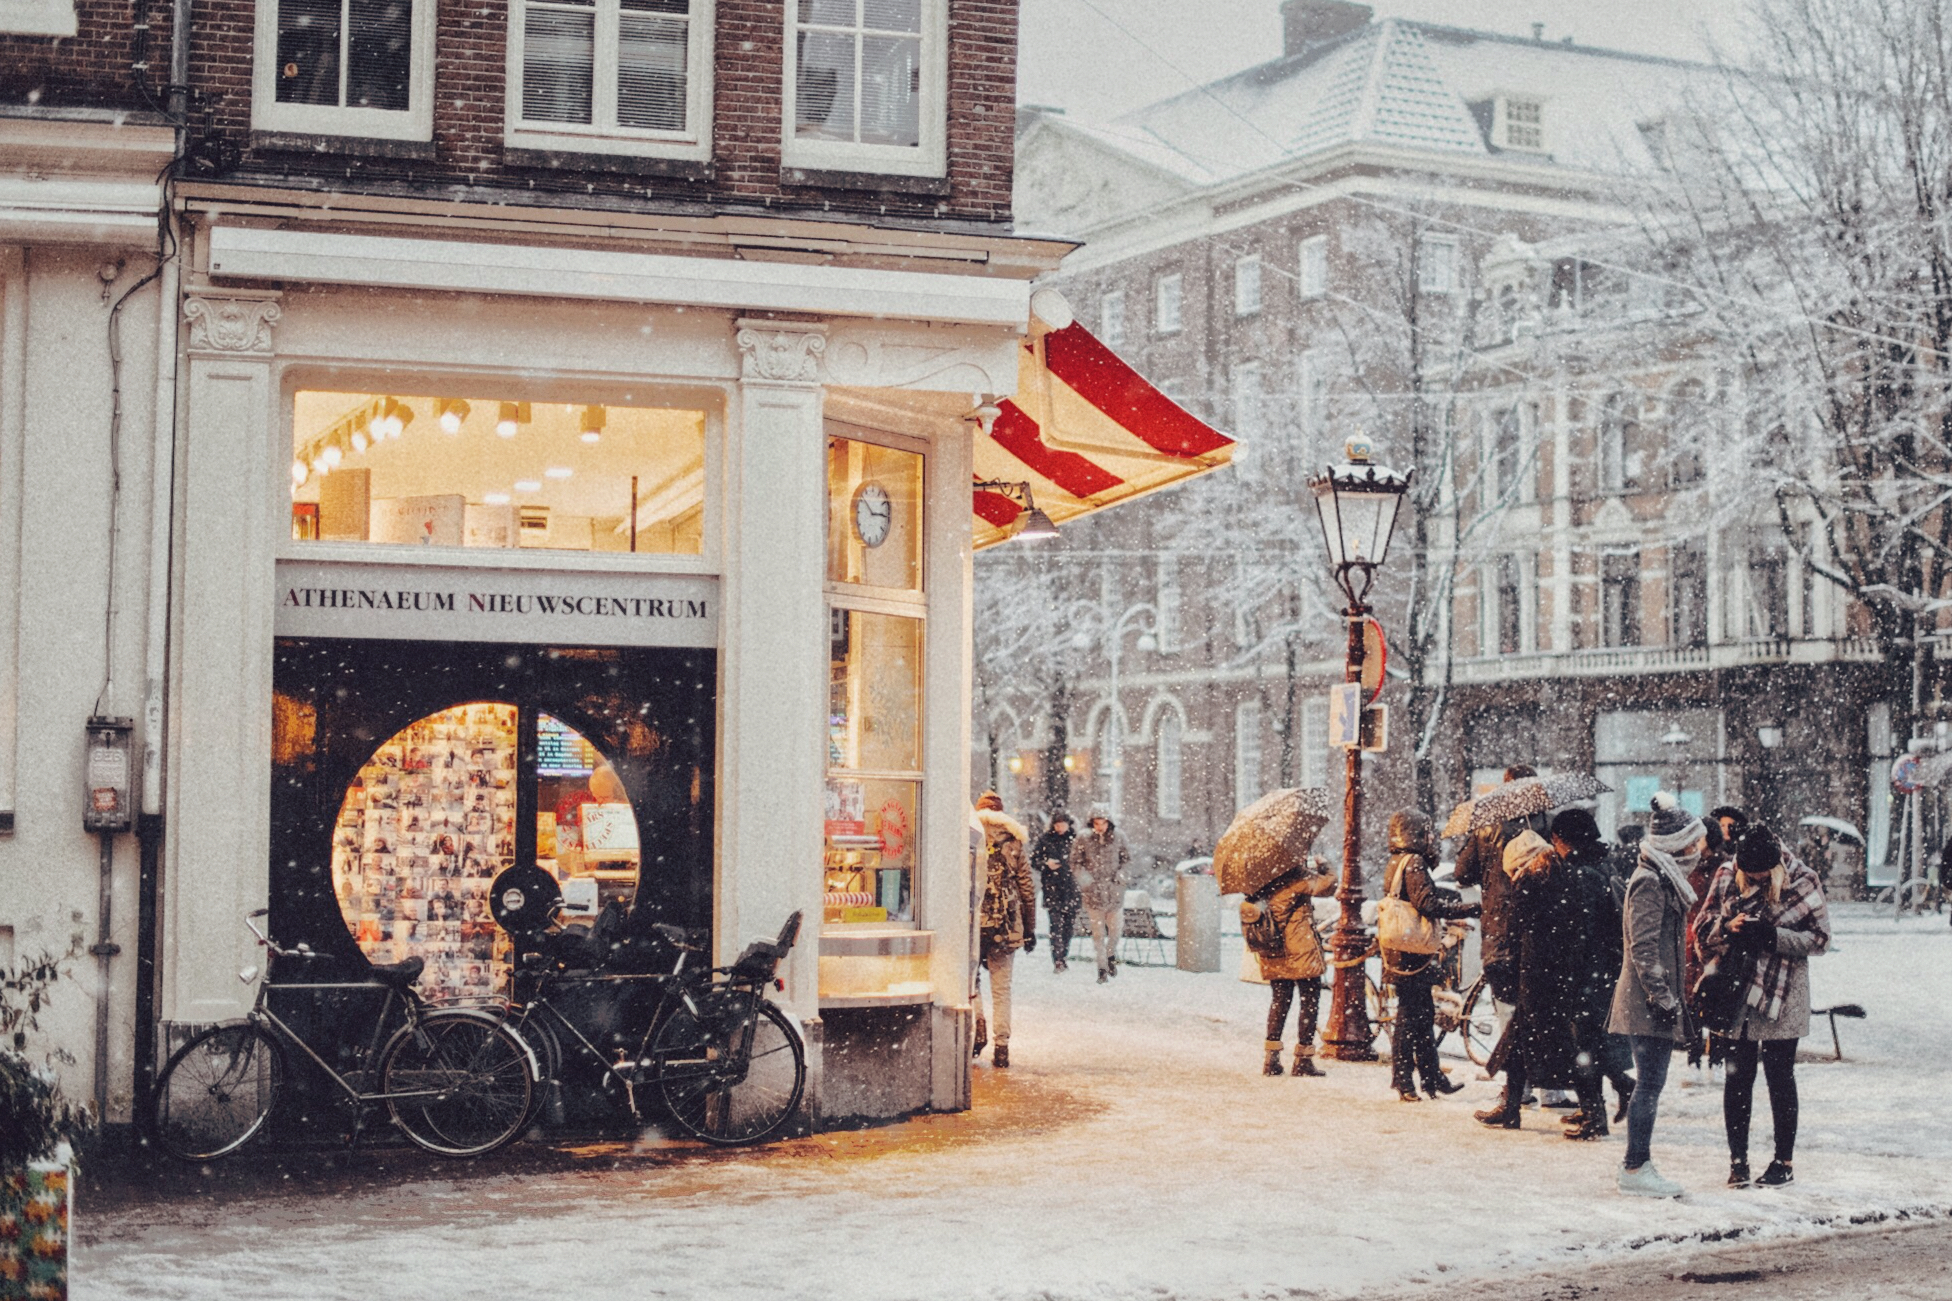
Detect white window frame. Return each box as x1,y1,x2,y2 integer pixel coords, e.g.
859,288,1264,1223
1234,254,1263,317
1234,700,1262,810
1298,234,1328,300
0,0,76,36
1417,235,1458,295
1155,710,1184,822
1155,271,1183,334
1099,289,1126,347
1299,698,1327,788
1496,94,1546,152
781,0,947,179
505,0,715,160
253,0,438,141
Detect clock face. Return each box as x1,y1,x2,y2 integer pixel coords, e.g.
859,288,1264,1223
853,482,893,548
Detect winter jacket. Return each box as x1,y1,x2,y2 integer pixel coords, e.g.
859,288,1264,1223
1454,820,1521,972
1380,812,1477,979
1690,855,1830,1041
1608,861,1692,1042
1565,844,1623,1028
1032,823,1080,913
1487,848,1598,1087
1070,817,1130,912
1243,866,1336,981
976,810,1036,954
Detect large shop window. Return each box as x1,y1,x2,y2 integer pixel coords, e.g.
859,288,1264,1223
785,0,946,178
290,391,706,554
824,433,924,927
254,0,437,141
508,0,714,159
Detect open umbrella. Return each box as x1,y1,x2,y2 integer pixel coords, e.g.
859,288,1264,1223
1797,815,1864,844
1467,773,1611,832
1212,787,1333,897
1441,797,1477,840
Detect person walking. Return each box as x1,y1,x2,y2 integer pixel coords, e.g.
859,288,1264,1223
1550,809,1635,1136
1475,829,1596,1131
1241,854,1338,1077
1609,792,1705,1198
973,791,1036,1068
1692,824,1831,1189
1071,807,1130,984
1033,811,1080,972
1381,811,1480,1101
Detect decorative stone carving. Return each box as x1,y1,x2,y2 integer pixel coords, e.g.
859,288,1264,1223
184,295,282,355
736,321,827,383
822,321,1020,395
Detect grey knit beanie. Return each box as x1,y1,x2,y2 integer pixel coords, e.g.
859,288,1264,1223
1648,791,1693,838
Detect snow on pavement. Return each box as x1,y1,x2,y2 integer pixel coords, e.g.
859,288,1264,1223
78,903,1952,1300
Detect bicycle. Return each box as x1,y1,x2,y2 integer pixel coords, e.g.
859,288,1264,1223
151,910,537,1161
496,908,808,1147
1346,921,1497,1065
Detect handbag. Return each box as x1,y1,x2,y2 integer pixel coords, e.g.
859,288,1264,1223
1377,858,1443,955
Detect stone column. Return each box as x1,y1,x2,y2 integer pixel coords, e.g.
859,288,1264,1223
163,289,283,1025
721,320,829,1111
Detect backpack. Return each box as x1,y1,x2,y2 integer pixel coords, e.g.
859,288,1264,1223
1242,896,1286,958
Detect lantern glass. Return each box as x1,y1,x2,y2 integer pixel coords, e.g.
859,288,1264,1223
1310,458,1410,575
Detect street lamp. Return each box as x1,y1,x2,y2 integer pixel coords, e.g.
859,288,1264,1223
1069,601,1159,819
1307,434,1412,1062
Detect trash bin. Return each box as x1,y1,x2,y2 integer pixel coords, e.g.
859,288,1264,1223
1176,871,1220,972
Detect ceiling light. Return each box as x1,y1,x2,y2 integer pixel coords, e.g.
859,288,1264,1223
437,398,471,435
378,398,411,440
580,405,606,444
544,466,573,480
484,492,511,506
291,459,309,486
351,429,370,454
514,480,542,492
497,401,530,438
320,444,343,468
311,457,332,477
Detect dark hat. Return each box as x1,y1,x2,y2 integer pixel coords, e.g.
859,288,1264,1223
1550,807,1603,848
1504,763,1538,781
1648,791,1695,839
1736,826,1783,874
1710,805,1749,829
1618,824,1645,846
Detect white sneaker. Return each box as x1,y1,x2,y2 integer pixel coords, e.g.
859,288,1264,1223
1618,1163,1684,1199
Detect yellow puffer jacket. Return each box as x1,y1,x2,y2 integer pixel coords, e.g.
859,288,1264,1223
1243,868,1337,981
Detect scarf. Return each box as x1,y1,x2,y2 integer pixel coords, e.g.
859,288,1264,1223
1638,817,1704,909
1695,854,1830,1022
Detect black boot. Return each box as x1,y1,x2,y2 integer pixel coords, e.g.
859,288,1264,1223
1563,1113,1608,1141
1427,1073,1465,1096
1293,1053,1325,1078
1728,1159,1752,1188
1474,1103,1521,1129
1613,1084,1633,1125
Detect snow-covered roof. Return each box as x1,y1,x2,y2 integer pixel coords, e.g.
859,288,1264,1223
1047,19,1708,194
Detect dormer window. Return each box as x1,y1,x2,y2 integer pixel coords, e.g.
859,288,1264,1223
1497,95,1546,152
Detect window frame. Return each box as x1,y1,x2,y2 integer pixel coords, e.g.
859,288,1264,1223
1233,254,1263,317
505,0,717,161
1233,699,1262,809
1098,289,1127,347
1155,271,1183,335
1497,94,1546,152
1155,710,1184,822
781,0,948,179
253,0,438,142
0,0,77,36
1417,235,1459,296
1298,234,1328,300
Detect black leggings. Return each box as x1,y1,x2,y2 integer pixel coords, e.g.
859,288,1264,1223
1267,979,1323,1052
1724,1037,1799,1163
1390,971,1441,1093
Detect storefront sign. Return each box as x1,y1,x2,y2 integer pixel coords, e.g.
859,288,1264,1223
274,561,718,648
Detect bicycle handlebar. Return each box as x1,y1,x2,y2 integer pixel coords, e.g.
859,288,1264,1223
243,910,312,961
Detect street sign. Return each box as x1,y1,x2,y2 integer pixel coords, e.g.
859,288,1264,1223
1360,704,1389,752
1328,683,1363,748
1362,618,1387,703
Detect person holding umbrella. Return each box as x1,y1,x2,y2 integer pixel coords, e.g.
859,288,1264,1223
1452,765,1539,1027
1033,811,1080,972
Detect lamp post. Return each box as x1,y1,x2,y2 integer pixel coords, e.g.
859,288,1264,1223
1070,602,1159,819
1307,435,1412,1061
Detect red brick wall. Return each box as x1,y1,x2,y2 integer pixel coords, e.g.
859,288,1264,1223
176,0,1015,224
0,0,171,113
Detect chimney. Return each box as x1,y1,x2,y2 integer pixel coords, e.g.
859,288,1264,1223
1281,0,1373,58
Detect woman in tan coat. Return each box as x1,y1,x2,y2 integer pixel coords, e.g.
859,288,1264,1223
973,792,1036,1068
1241,858,1337,1075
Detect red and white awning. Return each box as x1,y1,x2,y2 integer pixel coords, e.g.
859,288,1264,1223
972,317,1235,548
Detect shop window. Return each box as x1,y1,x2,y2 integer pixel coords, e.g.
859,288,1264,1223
785,0,947,178
289,391,706,555
827,434,923,590
825,610,922,924
254,0,436,141
507,0,714,159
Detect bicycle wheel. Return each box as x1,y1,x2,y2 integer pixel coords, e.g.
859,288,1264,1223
152,1023,282,1161
380,1009,536,1157
1366,972,1394,1039
652,991,806,1146
1456,982,1498,1066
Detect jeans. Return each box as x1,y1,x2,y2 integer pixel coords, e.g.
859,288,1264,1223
1048,906,1078,965
1085,904,1123,973
1266,978,1323,1055
1724,1037,1799,1163
1625,1034,1675,1169
1389,971,1440,1092
978,948,1015,1044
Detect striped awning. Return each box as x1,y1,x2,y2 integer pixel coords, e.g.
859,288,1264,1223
972,317,1235,548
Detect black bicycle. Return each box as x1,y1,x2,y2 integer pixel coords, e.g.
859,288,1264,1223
150,910,537,1161
494,899,808,1147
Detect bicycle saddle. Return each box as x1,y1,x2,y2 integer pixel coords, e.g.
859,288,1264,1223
368,955,426,988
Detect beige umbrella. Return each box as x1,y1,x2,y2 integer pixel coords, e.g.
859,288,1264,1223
1212,787,1333,897
1442,797,1476,839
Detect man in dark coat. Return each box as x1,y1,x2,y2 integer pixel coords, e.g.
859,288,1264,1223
1032,811,1080,972
1551,808,1635,1137
1452,765,1537,1010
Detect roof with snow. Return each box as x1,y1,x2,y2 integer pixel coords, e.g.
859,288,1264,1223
1042,18,1711,193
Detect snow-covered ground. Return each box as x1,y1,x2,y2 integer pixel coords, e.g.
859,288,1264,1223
80,903,1952,1301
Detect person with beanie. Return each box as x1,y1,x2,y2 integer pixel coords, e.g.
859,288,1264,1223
1381,811,1480,1100
1241,853,1338,1077
1692,824,1831,1188
1550,808,1636,1136
1609,792,1705,1198
1032,811,1080,971
1070,807,1130,983
973,792,1036,1068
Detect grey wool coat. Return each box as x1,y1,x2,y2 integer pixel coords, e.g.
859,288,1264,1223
1607,863,1692,1042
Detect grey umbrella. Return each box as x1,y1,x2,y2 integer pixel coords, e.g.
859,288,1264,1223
1466,773,1611,832
1212,787,1333,898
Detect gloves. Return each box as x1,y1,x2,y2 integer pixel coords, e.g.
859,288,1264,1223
1650,1000,1679,1030
1022,935,1036,953
1743,917,1777,952
1459,902,1483,918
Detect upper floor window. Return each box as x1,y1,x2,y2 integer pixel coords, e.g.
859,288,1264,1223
1417,235,1458,295
255,0,436,141
507,0,715,159
0,0,77,36
786,0,947,178
1155,272,1183,334
1099,289,1126,347
1234,255,1263,317
1298,234,1328,300
1498,95,1546,151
